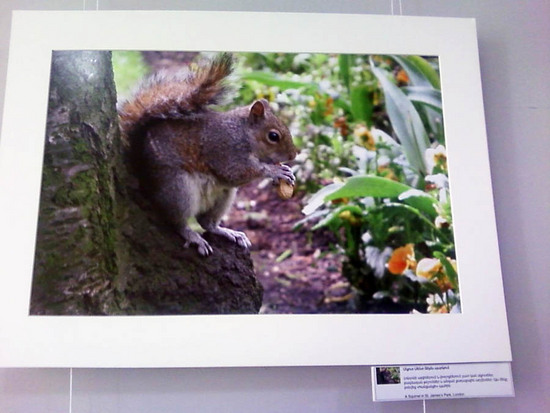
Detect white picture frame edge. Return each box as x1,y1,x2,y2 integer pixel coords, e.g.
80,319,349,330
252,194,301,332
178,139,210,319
0,10,511,368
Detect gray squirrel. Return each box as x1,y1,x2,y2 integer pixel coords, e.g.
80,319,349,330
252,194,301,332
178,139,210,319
118,53,297,256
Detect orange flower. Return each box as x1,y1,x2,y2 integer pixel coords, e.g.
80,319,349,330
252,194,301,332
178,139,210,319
387,244,416,275
396,69,409,85
324,96,335,116
333,116,349,137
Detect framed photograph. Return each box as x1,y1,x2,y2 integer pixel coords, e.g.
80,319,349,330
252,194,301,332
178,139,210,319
0,11,511,367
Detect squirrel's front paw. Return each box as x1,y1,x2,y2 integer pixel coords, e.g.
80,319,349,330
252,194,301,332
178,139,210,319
267,164,295,186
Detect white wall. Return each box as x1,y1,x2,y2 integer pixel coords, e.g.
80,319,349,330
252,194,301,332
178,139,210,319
1,1,549,412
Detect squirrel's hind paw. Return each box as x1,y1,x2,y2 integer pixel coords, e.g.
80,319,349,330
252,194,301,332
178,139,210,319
195,240,214,256
208,226,251,249
181,228,213,256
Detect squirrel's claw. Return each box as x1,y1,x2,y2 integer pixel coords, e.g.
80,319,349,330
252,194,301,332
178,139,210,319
196,240,214,256
181,228,213,256
184,238,213,256
208,226,251,249
268,164,295,186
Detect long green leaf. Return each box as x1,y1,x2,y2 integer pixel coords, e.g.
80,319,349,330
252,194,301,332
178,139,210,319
302,176,415,216
350,85,373,125
433,251,459,290
398,189,438,218
338,54,352,93
302,182,344,215
333,97,351,114
370,58,430,175
241,71,317,91
312,205,363,230
402,86,442,111
382,203,452,245
407,56,441,90
391,55,441,89
324,175,412,201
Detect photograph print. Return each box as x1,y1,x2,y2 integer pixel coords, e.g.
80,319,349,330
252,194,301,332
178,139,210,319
30,50,460,316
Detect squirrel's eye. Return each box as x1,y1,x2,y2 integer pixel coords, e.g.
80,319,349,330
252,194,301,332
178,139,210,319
268,131,281,143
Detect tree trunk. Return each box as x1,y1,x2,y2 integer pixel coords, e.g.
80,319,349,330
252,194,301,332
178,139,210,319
30,50,263,315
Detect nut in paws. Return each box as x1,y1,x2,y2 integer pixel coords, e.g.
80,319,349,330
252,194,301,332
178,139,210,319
277,180,294,200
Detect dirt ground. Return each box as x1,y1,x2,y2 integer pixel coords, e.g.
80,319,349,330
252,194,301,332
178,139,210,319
225,181,356,314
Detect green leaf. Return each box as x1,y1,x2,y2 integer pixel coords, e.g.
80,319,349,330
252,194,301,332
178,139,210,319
391,55,441,89
433,251,459,290
312,205,363,230
333,97,351,114
402,86,442,111
293,209,329,229
398,189,438,218
302,182,344,215
324,175,412,201
338,54,352,92
241,71,317,91
350,85,373,125
381,202,453,245
311,211,340,231
302,176,414,216
275,249,293,263
408,56,441,90
370,58,430,175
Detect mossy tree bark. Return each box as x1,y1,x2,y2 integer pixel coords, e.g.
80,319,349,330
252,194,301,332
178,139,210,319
30,51,262,315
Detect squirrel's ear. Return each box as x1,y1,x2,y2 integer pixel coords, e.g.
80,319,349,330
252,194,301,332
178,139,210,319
250,99,268,120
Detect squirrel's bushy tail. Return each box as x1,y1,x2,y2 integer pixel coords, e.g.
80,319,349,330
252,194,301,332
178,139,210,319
118,53,234,138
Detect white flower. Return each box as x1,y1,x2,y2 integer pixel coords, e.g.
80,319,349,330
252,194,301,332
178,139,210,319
425,144,447,174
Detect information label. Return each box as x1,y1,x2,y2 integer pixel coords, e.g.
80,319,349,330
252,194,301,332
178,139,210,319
372,362,514,402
